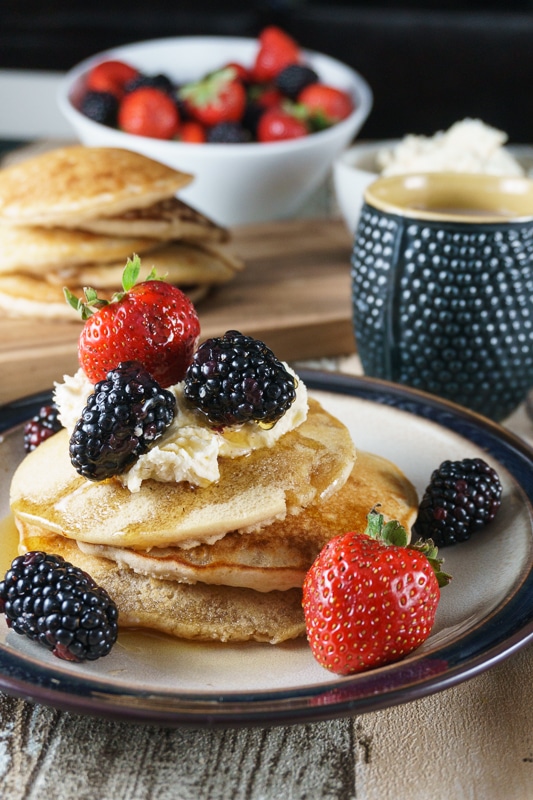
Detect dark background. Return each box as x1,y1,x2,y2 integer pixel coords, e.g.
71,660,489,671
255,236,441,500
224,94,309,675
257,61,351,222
2,1,533,142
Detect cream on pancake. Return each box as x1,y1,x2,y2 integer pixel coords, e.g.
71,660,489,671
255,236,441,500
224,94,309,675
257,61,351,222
75,451,418,592
74,197,228,242
0,223,157,274
0,146,193,227
11,398,357,549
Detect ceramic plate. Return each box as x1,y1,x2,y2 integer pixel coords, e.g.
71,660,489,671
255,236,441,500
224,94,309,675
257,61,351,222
0,371,532,728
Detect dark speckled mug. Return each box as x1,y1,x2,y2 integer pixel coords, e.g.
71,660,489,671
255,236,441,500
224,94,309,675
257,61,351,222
351,173,533,421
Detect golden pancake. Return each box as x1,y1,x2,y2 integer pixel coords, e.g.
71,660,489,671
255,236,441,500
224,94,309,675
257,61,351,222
75,197,228,242
11,398,357,549
0,146,193,227
75,450,418,592
0,272,209,320
0,223,157,274
17,534,305,643
48,240,244,288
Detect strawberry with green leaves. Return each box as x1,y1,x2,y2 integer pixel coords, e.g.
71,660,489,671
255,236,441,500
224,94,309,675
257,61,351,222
178,67,246,127
65,255,200,388
302,508,451,675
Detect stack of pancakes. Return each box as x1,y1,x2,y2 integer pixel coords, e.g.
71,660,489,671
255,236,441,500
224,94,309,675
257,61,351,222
10,396,418,644
0,146,244,319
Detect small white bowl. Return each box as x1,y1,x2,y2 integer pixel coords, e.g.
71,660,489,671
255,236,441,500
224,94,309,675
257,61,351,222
58,36,373,227
333,139,533,234
332,139,396,234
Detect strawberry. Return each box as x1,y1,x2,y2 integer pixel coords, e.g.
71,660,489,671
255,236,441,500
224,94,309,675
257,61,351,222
252,26,301,83
302,509,451,675
252,86,285,109
297,84,354,127
178,68,246,127
223,62,250,83
86,60,140,99
256,107,308,142
178,120,207,143
118,87,180,139
64,255,200,387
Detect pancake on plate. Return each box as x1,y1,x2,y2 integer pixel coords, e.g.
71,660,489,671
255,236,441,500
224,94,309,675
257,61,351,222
10,390,417,643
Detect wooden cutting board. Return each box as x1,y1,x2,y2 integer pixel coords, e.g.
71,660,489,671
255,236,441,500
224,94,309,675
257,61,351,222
0,217,355,406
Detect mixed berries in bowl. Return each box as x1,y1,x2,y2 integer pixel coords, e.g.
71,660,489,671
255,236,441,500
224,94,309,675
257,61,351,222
72,27,356,145
57,29,372,226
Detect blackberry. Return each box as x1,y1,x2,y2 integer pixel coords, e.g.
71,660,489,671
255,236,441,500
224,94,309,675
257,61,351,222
413,458,502,547
242,101,264,138
207,122,251,144
69,361,176,481
0,551,118,662
275,64,319,100
124,73,175,94
184,330,297,427
23,403,63,452
80,90,119,126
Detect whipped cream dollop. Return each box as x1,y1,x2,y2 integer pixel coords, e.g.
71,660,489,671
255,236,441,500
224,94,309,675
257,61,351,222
54,366,308,492
377,118,524,177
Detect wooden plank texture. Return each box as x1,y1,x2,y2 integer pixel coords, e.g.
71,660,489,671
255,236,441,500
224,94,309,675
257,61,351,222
0,218,355,405
0,641,532,800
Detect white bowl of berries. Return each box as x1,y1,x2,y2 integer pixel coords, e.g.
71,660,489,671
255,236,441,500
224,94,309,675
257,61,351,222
57,28,373,227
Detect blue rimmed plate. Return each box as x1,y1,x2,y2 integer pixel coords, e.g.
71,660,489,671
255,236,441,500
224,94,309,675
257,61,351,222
0,371,532,728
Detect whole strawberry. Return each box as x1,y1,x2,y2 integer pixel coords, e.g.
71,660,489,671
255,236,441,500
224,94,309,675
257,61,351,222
178,67,246,127
118,87,180,139
86,59,140,99
298,83,354,127
65,255,200,387
257,107,308,142
252,26,301,83
302,509,450,675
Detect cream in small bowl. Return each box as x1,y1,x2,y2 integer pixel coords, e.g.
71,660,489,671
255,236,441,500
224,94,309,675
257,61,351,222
333,119,533,232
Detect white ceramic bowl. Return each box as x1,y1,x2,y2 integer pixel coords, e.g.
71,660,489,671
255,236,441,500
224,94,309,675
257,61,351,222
58,36,373,227
333,139,533,234
332,139,396,234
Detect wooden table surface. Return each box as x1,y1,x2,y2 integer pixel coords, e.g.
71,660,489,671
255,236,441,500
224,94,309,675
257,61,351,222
1,150,533,799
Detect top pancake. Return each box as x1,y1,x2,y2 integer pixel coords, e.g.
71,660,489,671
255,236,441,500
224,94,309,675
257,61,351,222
0,146,193,227
10,398,357,549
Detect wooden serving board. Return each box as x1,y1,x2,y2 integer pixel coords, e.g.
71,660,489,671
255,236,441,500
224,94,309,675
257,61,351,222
0,218,355,406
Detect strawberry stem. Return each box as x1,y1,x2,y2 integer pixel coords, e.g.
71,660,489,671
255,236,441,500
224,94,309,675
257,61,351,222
365,506,409,547
365,506,451,588
178,67,238,105
63,255,161,320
